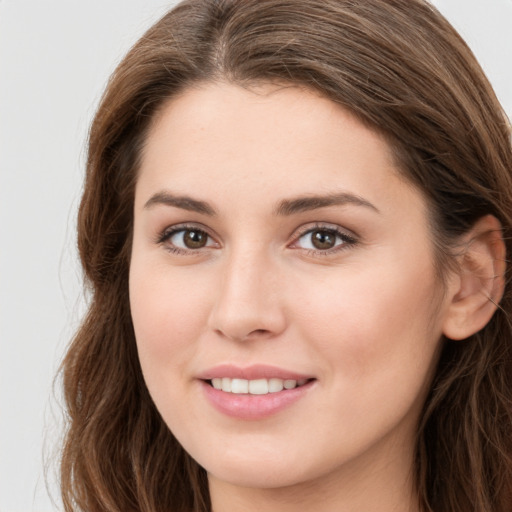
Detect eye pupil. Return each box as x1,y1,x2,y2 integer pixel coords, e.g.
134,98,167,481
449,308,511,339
312,230,336,250
184,230,207,249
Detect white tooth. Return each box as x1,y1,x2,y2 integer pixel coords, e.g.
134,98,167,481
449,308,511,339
297,379,307,386
221,377,232,392
231,378,249,394
249,379,269,395
268,378,284,393
212,378,222,390
284,379,297,389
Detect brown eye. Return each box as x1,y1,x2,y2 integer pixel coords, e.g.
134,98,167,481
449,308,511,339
166,228,214,251
183,229,208,249
294,226,356,253
311,229,336,250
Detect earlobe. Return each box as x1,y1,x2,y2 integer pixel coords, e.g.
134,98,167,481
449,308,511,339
442,215,506,341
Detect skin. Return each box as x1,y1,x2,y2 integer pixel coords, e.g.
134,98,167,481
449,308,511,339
129,82,462,512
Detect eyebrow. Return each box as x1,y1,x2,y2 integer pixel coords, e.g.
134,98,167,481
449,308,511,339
144,191,217,216
143,190,379,217
275,192,379,216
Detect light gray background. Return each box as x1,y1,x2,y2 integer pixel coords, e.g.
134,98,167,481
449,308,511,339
1,1,511,511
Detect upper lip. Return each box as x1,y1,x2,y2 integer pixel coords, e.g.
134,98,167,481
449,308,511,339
197,364,314,381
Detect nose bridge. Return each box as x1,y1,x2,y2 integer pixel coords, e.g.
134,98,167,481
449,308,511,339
208,242,286,341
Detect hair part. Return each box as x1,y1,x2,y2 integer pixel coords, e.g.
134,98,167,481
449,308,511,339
60,1,512,511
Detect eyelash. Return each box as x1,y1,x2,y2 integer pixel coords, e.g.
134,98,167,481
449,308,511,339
156,223,217,255
156,223,358,256
291,223,358,256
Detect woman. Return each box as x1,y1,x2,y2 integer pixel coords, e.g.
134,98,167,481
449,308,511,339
60,1,512,511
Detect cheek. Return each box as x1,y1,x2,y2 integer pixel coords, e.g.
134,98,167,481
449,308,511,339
292,259,443,382
129,262,213,377
286,260,444,456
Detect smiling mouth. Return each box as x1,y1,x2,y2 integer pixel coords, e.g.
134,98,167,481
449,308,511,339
207,377,314,395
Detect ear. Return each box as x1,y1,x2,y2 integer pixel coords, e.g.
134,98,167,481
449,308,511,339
442,215,506,341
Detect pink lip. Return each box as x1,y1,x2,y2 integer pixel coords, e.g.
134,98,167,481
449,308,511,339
198,364,316,420
201,382,314,420
197,363,312,381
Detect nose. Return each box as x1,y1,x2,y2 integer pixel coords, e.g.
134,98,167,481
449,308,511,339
207,249,287,342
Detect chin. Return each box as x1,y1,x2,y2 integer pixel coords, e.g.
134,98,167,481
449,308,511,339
189,440,334,491
205,460,313,490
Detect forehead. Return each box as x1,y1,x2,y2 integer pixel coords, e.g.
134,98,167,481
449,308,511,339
136,81,418,219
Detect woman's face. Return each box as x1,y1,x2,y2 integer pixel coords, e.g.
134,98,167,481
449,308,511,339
130,82,455,491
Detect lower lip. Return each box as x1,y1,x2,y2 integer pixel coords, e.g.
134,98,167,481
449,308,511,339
201,380,314,420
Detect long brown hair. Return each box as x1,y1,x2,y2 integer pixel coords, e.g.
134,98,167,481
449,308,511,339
60,1,512,511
